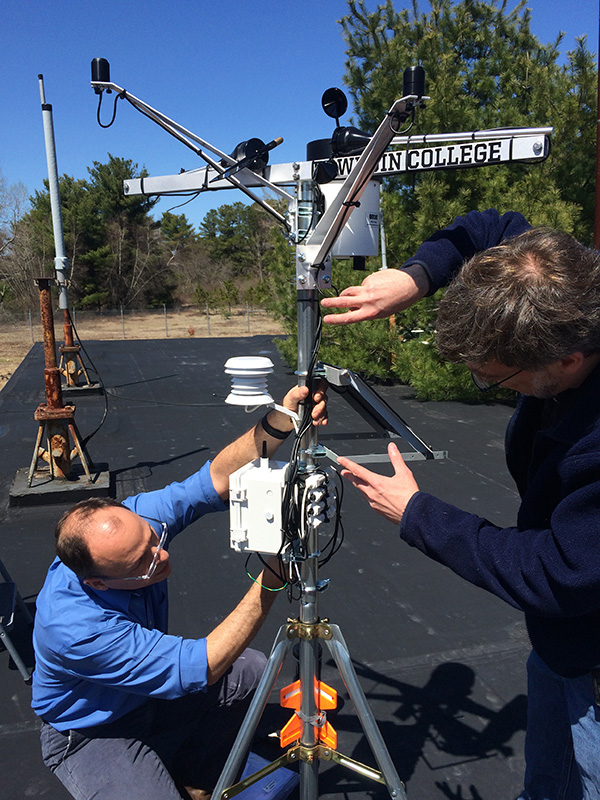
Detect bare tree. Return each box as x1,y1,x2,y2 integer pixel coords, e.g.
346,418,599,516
0,168,28,258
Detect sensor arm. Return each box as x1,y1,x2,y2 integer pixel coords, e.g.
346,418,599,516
91,78,290,225
92,79,236,163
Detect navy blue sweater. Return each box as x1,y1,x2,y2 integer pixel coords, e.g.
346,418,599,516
399,209,600,677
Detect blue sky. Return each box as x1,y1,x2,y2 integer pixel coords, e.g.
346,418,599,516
2,0,598,232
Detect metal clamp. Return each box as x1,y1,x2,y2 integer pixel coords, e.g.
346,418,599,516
286,618,333,641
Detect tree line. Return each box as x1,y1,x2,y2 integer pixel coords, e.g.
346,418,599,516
1,0,597,400
0,154,281,315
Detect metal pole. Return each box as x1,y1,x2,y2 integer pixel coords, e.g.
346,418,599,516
37,279,63,410
38,75,69,311
297,287,321,800
33,277,73,480
380,204,388,269
295,174,322,799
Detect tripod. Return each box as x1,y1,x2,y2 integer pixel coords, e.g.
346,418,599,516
211,618,407,800
213,291,406,800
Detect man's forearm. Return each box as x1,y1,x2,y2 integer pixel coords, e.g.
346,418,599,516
209,410,295,498
205,564,283,684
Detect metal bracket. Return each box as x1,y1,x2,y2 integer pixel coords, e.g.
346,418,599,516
286,617,333,641
220,751,296,799
289,744,398,788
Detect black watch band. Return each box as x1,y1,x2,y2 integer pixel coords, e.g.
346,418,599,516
260,413,292,440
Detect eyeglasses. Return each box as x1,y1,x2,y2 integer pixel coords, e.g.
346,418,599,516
94,518,169,582
471,369,522,393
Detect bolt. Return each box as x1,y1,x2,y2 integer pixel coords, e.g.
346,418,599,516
298,276,306,285
298,253,306,262
532,141,543,155
321,276,331,285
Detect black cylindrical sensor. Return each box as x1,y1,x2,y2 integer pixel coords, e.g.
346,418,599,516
91,58,110,84
403,65,425,98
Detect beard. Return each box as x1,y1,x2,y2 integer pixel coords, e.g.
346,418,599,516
527,372,564,399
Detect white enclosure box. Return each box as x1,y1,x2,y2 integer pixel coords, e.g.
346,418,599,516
229,457,288,554
320,180,380,258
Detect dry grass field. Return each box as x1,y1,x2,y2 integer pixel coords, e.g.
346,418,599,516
0,306,285,392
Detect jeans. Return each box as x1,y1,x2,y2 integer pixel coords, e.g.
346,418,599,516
40,648,267,800
518,650,600,800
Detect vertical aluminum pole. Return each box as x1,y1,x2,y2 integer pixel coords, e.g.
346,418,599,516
38,75,69,311
295,176,321,800
380,205,388,269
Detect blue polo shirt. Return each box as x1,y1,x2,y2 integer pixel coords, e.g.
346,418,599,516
32,462,227,731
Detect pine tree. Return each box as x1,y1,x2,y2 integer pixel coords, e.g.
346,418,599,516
266,0,598,399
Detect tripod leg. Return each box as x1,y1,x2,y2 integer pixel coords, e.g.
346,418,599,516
27,422,45,486
212,627,293,800
325,624,407,800
68,422,94,481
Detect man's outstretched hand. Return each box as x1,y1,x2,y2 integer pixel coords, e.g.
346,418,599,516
337,442,420,525
320,264,430,325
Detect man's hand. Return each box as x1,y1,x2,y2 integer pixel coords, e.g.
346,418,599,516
337,442,419,525
278,382,328,427
210,382,328,498
320,264,430,325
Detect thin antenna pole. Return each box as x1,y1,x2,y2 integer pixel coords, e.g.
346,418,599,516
38,74,69,309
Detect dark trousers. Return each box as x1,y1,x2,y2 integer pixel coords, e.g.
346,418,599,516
40,648,267,800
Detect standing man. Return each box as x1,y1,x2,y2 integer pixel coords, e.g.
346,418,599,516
322,209,600,799
32,384,327,800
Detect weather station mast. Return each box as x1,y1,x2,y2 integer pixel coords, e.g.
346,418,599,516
90,56,552,800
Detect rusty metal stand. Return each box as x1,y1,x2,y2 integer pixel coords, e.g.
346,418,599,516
28,404,93,486
27,278,94,488
59,311,94,388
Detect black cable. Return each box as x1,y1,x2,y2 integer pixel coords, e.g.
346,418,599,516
280,309,323,559
164,193,202,212
105,388,225,408
96,92,121,128
67,309,109,448
318,469,345,567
